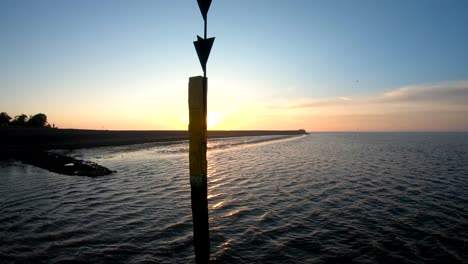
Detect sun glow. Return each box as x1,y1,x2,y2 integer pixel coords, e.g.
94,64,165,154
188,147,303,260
180,112,226,129
207,112,224,129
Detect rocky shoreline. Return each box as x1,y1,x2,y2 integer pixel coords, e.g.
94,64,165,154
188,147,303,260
14,151,114,177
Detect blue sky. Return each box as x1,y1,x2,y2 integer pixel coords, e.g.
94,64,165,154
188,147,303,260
1,0,467,130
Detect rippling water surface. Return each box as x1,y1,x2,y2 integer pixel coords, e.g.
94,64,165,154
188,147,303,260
1,133,467,263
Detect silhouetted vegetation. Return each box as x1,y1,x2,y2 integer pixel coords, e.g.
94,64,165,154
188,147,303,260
27,113,48,127
0,112,53,128
11,114,29,126
0,112,12,126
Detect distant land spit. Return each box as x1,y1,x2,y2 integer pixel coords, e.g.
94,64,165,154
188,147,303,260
1,128,307,150
0,128,306,176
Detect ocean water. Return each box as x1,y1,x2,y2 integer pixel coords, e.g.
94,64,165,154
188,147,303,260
1,133,467,263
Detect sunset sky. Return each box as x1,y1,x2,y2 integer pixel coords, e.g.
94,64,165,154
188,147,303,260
1,0,467,131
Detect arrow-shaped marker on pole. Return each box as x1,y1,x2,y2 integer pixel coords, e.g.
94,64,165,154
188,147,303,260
194,35,215,76
197,0,212,22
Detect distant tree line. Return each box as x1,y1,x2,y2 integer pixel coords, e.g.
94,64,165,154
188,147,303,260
0,112,55,128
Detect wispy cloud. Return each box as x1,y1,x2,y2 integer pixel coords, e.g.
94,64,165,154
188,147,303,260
376,80,468,104
274,98,353,109
271,80,468,110
235,80,468,131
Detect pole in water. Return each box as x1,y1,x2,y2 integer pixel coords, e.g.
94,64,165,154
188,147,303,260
189,76,209,263
190,0,215,263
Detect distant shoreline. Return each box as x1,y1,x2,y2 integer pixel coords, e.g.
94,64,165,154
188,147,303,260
3,129,464,177
0,128,306,176
1,127,307,152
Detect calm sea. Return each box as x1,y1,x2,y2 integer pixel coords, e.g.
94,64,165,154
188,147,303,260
1,133,467,263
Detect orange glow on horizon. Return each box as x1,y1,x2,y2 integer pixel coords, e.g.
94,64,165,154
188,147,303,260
179,112,229,130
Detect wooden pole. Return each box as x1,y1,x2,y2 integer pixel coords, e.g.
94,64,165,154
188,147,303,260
188,76,210,263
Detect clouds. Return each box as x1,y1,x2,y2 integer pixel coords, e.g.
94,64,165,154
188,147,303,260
272,80,468,111
377,81,468,105
268,95,355,109
258,80,468,131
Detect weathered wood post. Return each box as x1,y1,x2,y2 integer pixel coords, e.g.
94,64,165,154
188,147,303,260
189,0,214,263
189,76,209,263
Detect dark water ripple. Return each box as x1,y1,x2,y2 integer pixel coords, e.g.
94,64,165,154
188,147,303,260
1,133,468,263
